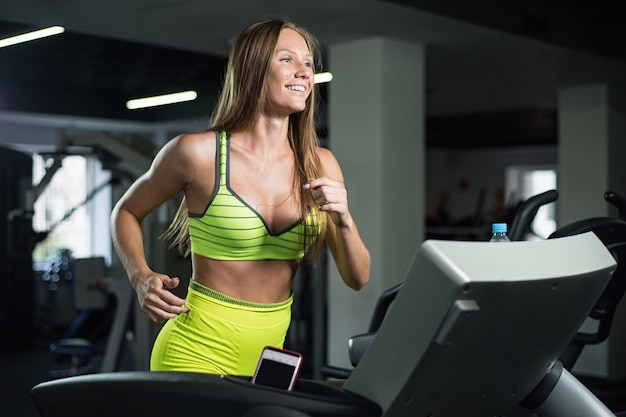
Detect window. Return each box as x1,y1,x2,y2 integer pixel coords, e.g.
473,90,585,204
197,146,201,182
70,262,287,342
32,154,111,263
506,166,558,240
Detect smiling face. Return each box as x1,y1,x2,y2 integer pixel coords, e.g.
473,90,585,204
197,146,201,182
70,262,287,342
265,28,314,116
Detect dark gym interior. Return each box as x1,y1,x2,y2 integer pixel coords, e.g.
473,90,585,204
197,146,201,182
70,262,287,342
2,1,626,416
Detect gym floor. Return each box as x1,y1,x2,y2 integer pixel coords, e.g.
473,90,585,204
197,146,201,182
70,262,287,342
2,341,67,417
3,341,626,417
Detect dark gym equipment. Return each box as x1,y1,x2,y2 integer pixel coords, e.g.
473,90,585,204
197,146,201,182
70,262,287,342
508,189,559,242
49,257,134,377
509,189,626,371
549,192,626,371
1,147,38,350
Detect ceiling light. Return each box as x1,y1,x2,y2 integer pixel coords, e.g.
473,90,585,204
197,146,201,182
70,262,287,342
126,90,198,109
0,26,65,48
314,72,333,84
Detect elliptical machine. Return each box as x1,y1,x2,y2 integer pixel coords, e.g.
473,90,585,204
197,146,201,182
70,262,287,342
509,190,626,373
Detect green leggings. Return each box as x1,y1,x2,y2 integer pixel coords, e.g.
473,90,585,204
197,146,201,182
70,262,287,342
150,279,293,376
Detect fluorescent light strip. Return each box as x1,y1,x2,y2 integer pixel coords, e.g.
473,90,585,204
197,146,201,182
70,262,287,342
127,72,328,110
126,90,198,109
0,26,65,48
314,72,333,84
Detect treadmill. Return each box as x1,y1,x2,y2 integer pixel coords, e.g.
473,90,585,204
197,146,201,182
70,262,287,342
31,232,619,417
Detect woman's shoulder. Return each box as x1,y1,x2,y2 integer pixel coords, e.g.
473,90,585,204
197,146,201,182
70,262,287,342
166,130,218,158
315,146,343,178
172,130,218,146
150,130,218,173
315,146,339,166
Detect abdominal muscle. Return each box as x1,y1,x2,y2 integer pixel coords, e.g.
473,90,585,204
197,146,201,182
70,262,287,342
191,253,299,304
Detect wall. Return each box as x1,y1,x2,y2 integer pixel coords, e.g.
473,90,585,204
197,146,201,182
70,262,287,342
426,145,558,228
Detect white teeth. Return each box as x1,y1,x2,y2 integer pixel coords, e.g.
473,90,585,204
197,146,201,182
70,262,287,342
287,85,305,92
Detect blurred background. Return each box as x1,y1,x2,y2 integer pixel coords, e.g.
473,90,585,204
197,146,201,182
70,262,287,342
1,1,626,416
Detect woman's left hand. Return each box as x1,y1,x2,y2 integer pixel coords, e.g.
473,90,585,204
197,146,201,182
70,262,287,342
304,177,351,227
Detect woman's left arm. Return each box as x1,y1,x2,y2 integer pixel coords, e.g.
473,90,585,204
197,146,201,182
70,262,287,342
304,148,370,290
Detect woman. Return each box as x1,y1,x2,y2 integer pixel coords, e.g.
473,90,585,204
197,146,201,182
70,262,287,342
110,18,370,376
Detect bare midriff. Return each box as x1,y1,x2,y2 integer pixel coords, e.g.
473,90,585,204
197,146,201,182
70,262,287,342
191,253,299,304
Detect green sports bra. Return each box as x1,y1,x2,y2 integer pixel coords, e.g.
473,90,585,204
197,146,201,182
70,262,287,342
188,131,321,261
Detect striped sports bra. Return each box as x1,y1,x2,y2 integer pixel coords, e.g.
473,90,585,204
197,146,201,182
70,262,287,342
188,131,320,261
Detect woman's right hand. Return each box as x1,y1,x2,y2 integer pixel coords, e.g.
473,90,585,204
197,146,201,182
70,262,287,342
134,273,189,322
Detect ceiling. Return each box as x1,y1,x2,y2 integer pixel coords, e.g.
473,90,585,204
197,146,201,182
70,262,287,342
1,0,626,149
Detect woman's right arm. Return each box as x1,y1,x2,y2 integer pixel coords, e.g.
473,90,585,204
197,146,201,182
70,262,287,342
110,134,202,322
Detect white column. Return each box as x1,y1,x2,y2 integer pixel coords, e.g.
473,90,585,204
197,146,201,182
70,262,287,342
326,37,425,367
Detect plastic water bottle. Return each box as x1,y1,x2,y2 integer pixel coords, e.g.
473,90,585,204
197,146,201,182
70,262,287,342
489,222,511,242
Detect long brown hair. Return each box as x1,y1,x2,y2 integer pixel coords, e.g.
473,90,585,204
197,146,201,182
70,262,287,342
163,18,327,262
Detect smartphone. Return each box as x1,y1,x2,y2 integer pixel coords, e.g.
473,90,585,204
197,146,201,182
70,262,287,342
251,346,303,391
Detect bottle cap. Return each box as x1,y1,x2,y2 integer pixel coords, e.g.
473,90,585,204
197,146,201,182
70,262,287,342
492,223,507,233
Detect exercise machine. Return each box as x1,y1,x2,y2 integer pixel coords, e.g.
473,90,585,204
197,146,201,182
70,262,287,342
32,232,619,416
49,257,134,377
551,192,626,372
509,190,626,373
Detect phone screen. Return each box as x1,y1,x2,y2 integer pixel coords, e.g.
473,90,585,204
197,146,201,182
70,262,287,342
251,346,302,390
